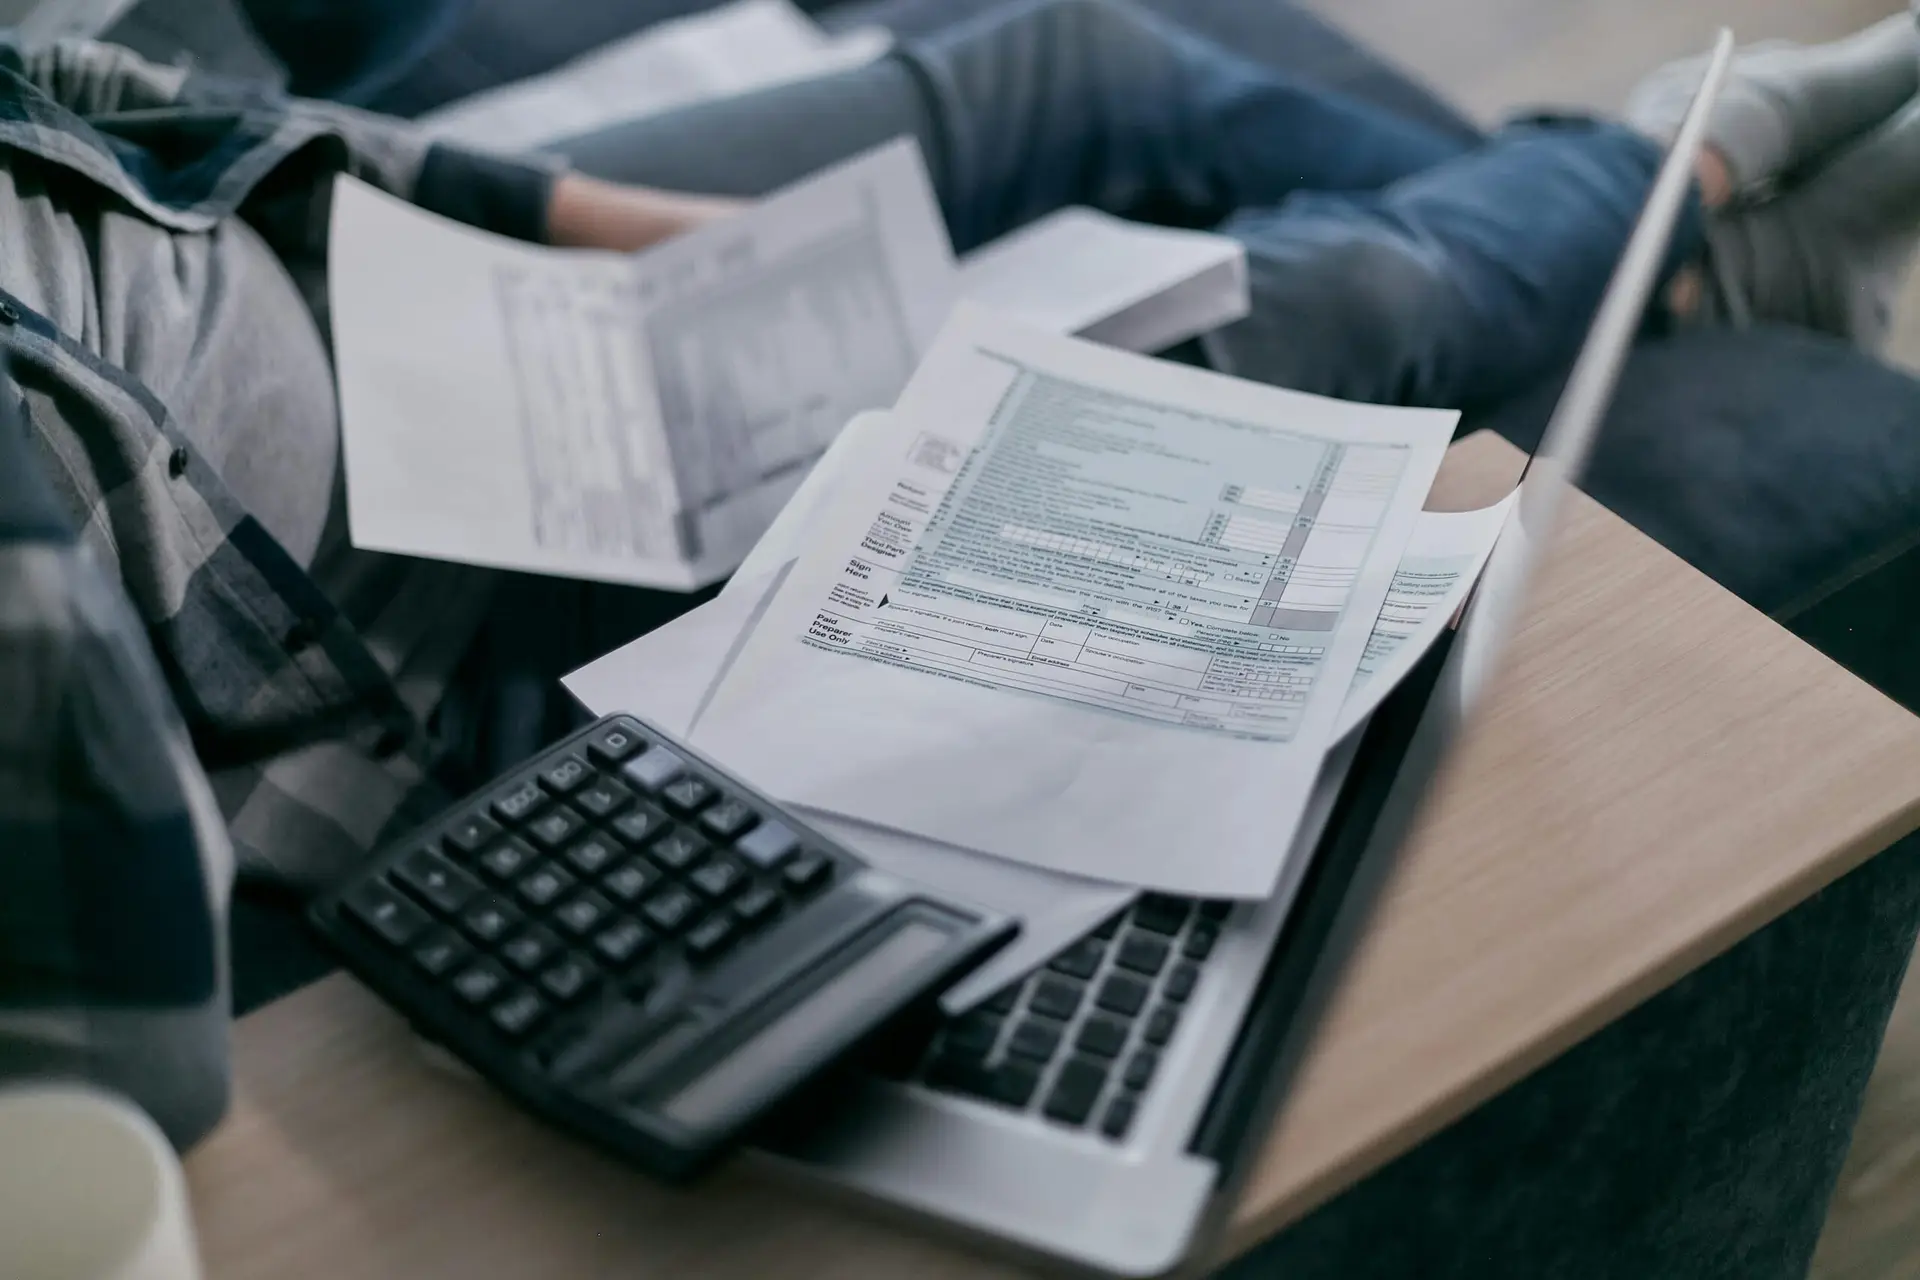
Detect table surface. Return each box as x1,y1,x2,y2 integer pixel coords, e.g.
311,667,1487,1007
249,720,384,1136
186,431,1920,1278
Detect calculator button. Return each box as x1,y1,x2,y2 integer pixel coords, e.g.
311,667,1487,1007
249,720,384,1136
490,988,547,1039
394,848,481,916
1043,1057,1109,1127
553,891,614,938
539,755,592,795
344,880,430,947
501,926,561,974
451,961,506,1006
525,805,586,851
661,775,715,814
610,804,671,847
573,778,634,820
411,929,471,977
684,913,739,961
461,896,523,945
515,865,574,910
689,858,746,901
781,853,832,897
490,778,547,826
586,723,646,766
734,820,798,869
648,828,708,873
1029,976,1085,1021
443,813,500,858
562,833,620,878
592,918,654,967
478,837,537,883
539,957,598,1005
700,798,757,839
731,884,780,928
601,859,661,904
1115,932,1170,977
1096,974,1149,1018
622,746,686,793
642,885,701,934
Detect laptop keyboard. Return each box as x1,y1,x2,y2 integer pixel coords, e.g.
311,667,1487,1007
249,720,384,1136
907,894,1230,1141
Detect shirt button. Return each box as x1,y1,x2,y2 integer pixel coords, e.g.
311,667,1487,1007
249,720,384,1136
167,446,189,478
0,300,20,325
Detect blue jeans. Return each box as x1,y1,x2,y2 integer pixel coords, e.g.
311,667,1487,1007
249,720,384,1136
558,0,1701,410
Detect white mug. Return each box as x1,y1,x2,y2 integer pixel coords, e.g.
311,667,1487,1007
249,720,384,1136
0,1084,205,1280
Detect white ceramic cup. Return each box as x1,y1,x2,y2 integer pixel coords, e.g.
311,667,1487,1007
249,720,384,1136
0,1084,205,1280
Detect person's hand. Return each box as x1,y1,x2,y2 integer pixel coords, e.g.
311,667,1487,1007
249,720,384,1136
546,173,746,252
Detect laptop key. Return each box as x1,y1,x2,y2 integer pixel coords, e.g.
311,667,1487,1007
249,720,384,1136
1048,938,1105,980
988,1060,1042,1108
1123,1049,1159,1092
1115,932,1170,977
1008,1017,1062,1063
1029,975,1085,1021
1164,961,1199,1003
982,987,1021,1016
1183,925,1219,961
1075,1015,1128,1060
1133,894,1190,936
1144,1004,1181,1047
1043,1056,1109,1126
1100,1095,1137,1140
1095,973,1150,1018
946,1013,1004,1058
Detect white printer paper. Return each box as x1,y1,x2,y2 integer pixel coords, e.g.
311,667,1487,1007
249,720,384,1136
562,573,1136,1014
694,307,1456,897
330,139,955,589
1334,497,1517,740
956,207,1248,353
421,0,891,153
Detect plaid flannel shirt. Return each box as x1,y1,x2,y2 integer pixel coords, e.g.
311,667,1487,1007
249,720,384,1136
0,37,558,1147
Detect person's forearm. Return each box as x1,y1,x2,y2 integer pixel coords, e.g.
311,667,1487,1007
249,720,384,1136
545,172,745,251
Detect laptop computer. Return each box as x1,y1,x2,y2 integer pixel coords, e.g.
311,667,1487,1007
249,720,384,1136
759,30,1735,1277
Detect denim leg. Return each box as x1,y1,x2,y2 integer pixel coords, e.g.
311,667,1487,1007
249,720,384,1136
1209,120,1707,410
555,0,1467,251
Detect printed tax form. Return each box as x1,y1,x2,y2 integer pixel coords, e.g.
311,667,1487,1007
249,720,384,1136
331,139,953,590
692,307,1457,898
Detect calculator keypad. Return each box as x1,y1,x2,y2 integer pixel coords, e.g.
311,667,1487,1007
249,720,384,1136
338,718,850,1068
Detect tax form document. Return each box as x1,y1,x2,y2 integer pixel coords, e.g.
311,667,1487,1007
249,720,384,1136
329,139,954,589
693,307,1457,897
1335,497,1516,739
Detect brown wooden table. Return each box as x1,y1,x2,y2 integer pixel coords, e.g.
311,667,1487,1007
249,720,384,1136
186,431,1920,1277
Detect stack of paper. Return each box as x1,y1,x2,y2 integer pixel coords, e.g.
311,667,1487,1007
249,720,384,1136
330,139,1248,592
564,307,1513,1007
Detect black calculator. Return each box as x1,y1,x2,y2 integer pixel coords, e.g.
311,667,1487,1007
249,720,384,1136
311,714,1018,1182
